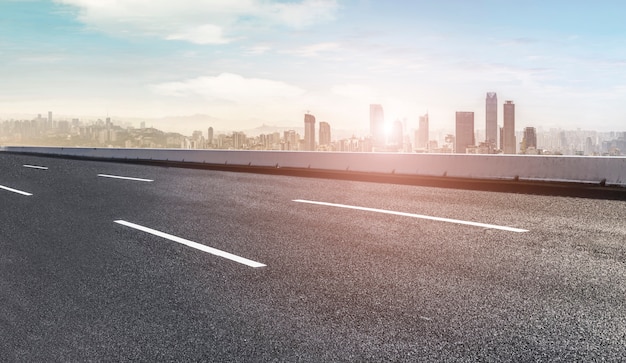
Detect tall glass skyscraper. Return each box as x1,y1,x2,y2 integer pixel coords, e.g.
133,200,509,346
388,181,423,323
304,113,316,151
486,92,497,148
417,113,429,149
455,111,475,154
503,101,516,154
522,126,537,153
369,104,385,147
319,121,331,146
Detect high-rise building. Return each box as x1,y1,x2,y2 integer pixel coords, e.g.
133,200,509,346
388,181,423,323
417,113,429,149
503,101,516,154
521,127,537,153
284,130,297,150
584,136,595,155
304,113,316,151
233,131,246,149
208,127,214,146
319,121,331,146
369,104,385,146
455,111,475,154
486,93,497,148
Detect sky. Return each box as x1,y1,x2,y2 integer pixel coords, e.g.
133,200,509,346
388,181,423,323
1,0,626,135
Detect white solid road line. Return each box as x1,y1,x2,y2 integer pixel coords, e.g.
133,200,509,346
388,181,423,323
293,199,529,233
0,185,33,196
114,220,266,268
98,174,153,182
23,164,49,170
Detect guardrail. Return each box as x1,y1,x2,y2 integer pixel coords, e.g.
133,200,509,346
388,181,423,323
2,146,625,195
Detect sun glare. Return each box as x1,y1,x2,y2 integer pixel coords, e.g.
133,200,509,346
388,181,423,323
383,121,393,136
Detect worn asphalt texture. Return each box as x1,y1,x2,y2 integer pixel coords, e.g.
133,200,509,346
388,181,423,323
1,153,625,362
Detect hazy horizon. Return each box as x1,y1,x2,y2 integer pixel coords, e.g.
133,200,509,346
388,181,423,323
2,1,626,133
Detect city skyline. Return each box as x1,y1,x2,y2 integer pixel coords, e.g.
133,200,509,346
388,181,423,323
2,1,626,132
2,108,624,157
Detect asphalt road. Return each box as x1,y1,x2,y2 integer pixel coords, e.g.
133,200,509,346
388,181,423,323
1,153,625,362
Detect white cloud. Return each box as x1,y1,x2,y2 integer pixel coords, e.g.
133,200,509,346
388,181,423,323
166,24,231,45
331,84,377,100
54,0,338,44
245,44,272,55
148,73,312,126
151,73,305,103
267,0,339,27
284,42,341,57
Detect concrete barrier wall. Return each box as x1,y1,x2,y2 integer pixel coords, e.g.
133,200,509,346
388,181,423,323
2,146,625,186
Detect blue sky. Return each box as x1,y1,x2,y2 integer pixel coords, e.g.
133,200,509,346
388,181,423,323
1,0,625,134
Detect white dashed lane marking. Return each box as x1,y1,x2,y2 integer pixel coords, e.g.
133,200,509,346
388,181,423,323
0,185,33,196
23,165,48,170
293,199,529,233
114,220,266,268
98,174,153,182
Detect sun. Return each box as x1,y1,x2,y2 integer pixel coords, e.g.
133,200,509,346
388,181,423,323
383,121,393,136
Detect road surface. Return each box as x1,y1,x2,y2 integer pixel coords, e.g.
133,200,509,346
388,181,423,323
1,153,625,361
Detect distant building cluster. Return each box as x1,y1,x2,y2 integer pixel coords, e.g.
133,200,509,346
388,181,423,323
366,93,624,156
204,115,370,152
449,96,518,154
0,104,624,156
0,113,184,148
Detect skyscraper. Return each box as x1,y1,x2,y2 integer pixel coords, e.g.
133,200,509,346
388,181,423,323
417,113,429,149
319,121,331,146
208,127,214,146
284,130,297,150
521,126,537,153
503,101,516,154
369,104,385,146
233,131,246,149
455,111,475,154
486,92,497,148
304,113,316,151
